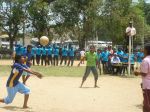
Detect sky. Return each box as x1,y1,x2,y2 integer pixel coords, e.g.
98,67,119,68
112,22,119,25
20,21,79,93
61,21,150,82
133,0,150,3
145,0,150,3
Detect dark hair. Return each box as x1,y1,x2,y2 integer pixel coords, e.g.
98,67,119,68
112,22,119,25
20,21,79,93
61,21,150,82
15,55,22,63
90,45,95,49
144,43,150,55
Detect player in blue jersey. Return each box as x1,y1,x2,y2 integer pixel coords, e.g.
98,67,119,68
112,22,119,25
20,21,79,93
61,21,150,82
135,48,144,69
35,45,41,65
41,46,47,66
15,45,24,56
101,47,110,74
122,49,129,75
47,45,53,66
53,46,59,66
0,55,42,108
96,49,102,75
31,46,36,65
60,46,68,66
67,46,75,66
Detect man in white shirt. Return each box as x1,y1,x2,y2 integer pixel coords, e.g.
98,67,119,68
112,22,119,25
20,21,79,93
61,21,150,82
78,49,85,66
111,53,121,75
125,21,136,50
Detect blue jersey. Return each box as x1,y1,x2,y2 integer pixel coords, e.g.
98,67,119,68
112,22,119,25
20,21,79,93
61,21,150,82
31,47,36,56
41,47,47,55
15,46,24,56
117,50,124,62
68,49,75,57
25,52,32,67
62,48,68,56
53,48,59,56
47,47,53,55
36,47,41,55
101,51,110,62
6,63,25,87
122,53,128,63
136,52,144,63
96,53,101,61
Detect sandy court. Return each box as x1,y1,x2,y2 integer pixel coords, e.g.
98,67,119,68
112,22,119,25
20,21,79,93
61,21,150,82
0,76,143,112
0,60,13,65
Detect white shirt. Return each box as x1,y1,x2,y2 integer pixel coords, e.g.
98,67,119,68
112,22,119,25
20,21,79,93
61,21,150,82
80,51,85,57
126,27,136,36
111,56,120,64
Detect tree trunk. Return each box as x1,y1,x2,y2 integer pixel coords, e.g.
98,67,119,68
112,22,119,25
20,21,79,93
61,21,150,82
79,35,85,49
9,37,14,51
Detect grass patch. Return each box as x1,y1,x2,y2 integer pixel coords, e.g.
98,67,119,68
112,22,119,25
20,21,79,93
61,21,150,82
0,65,86,77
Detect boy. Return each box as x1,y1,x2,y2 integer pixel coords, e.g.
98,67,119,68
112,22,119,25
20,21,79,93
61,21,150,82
80,45,99,88
0,55,43,108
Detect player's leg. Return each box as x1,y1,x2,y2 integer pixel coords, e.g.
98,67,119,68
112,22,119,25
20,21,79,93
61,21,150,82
22,70,28,84
23,94,29,108
91,67,99,88
64,56,67,65
71,56,74,66
60,56,63,65
41,55,44,66
80,66,91,88
47,55,50,65
143,89,150,112
53,56,56,66
67,57,71,66
36,55,38,65
44,55,46,66
56,56,59,66
50,55,53,65
17,82,30,108
0,87,18,104
23,74,31,85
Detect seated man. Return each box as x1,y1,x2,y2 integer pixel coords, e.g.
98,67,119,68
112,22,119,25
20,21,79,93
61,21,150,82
111,53,121,75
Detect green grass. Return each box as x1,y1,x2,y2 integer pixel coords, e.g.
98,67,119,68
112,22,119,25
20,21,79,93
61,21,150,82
0,65,86,77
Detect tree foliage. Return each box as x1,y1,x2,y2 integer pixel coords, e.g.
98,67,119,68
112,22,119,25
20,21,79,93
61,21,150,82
0,0,150,49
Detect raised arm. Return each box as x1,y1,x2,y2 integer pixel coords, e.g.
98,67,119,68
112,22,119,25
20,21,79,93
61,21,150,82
23,68,43,79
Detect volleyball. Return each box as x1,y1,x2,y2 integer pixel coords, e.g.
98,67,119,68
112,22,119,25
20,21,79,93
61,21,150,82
40,36,49,46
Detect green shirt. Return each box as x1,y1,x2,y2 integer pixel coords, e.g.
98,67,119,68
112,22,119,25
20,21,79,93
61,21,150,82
86,52,98,66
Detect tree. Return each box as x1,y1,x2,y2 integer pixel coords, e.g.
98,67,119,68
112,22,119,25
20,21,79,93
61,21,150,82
0,0,29,50
28,0,52,41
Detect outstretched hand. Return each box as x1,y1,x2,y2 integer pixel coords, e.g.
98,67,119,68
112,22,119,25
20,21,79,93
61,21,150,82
33,72,43,79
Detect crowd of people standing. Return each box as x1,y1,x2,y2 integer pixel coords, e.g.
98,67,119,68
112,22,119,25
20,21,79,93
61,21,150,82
14,44,76,66
14,44,144,75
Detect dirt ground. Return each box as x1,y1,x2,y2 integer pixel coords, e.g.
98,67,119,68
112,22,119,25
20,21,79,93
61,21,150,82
0,76,143,112
0,59,143,112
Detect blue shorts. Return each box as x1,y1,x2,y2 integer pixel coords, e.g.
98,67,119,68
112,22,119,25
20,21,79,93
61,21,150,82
4,82,30,104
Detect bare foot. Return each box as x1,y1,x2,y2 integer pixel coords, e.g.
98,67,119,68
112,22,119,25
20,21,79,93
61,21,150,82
23,106,29,109
79,86,82,88
94,85,99,88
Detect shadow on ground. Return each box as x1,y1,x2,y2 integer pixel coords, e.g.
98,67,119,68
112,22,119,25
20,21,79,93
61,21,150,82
0,106,34,112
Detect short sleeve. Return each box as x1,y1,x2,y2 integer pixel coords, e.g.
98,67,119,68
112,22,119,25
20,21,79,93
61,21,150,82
140,60,149,74
13,63,25,71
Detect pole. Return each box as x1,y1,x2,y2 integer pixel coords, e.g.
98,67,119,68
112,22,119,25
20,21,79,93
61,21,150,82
128,36,132,76
131,36,133,54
